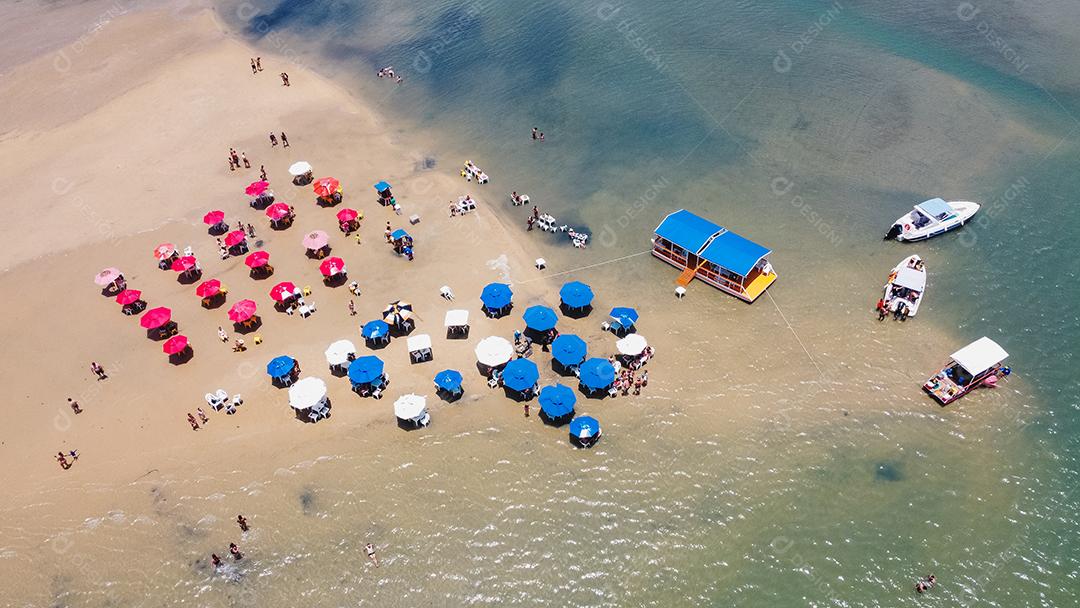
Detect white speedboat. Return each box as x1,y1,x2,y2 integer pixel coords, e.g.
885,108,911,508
879,255,926,320
884,198,979,242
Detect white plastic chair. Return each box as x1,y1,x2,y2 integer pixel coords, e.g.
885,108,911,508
232,395,243,407
440,286,454,301
214,389,228,402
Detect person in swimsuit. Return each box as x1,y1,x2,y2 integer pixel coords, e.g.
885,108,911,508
365,543,379,567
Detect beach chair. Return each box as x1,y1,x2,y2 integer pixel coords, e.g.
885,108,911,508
232,395,243,407
371,388,383,400
183,246,194,257
308,411,321,423
225,404,237,415
214,389,228,402
440,286,454,301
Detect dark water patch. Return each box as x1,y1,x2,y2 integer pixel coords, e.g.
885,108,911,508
874,460,903,482
239,0,362,39
299,488,317,515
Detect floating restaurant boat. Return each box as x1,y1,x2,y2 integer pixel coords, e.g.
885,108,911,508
923,337,1011,405
884,198,979,242
880,255,926,319
652,209,776,302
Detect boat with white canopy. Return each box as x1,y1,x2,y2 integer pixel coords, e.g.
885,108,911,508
880,255,926,319
923,337,1011,404
884,198,979,242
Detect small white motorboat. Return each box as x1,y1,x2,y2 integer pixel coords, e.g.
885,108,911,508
879,255,926,320
884,198,979,242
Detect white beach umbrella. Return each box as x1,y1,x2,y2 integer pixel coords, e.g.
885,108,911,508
475,336,514,367
324,339,357,366
288,161,313,176
393,394,427,420
406,334,432,353
288,377,328,410
444,309,469,327
616,334,648,356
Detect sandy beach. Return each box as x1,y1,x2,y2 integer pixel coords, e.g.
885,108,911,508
2,2,1066,606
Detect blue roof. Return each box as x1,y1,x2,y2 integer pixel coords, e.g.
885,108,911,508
916,197,955,218
579,358,616,390
654,209,724,253
373,181,391,192
551,334,587,366
434,369,463,391
266,355,296,378
523,305,558,331
390,229,409,240
559,281,594,308
569,416,601,438
361,319,390,339
480,283,513,309
609,307,639,327
539,384,576,418
503,359,539,392
348,355,384,384
698,230,771,277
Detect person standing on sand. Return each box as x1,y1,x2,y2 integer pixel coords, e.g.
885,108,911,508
365,543,379,567
68,398,82,414
269,132,278,147
280,72,290,86
57,452,69,469
348,300,356,316
234,338,246,352
90,361,107,380
237,515,249,532
280,132,289,147
241,152,251,169
197,408,209,424
230,148,239,165
218,326,228,342
247,223,256,238
523,402,530,418
228,157,235,171
187,413,200,431
256,57,262,71
259,165,267,181
250,58,257,74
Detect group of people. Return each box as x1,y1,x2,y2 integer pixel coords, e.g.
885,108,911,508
249,57,263,74
268,132,290,147
614,368,649,396
227,147,251,172
210,516,250,568
55,449,79,470
530,127,545,142
377,66,403,84
187,410,209,431
914,574,936,594
384,221,414,261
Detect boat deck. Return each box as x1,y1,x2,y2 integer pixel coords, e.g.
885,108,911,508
742,270,776,302
924,376,963,404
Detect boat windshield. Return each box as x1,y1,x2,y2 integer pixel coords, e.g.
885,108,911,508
946,363,974,386
911,209,932,229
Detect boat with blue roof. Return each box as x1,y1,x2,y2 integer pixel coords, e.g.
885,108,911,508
884,198,980,242
651,209,776,302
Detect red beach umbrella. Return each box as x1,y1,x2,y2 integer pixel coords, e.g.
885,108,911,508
245,250,270,268
115,289,142,305
140,306,172,329
153,243,177,261
195,279,222,298
270,281,297,302
319,257,345,277
203,210,225,225
163,334,189,355
171,256,198,272
266,202,291,220
224,230,247,247
336,208,359,223
228,299,257,323
245,180,270,197
313,177,340,198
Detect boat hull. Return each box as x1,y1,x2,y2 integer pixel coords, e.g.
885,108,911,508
881,255,925,318
889,201,980,242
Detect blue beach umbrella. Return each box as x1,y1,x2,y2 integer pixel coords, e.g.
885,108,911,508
578,358,616,391
434,369,463,392
348,355,385,385
569,415,601,444
559,281,594,309
539,384,576,418
266,355,296,378
502,358,540,392
551,334,587,367
361,319,390,339
480,283,513,310
523,305,558,332
373,181,392,193
390,229,409,241
609,307,639,328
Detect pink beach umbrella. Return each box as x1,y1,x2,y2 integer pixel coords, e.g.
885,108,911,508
319,257,345,277
245,180,270,197
313,177,340,198
115,289,142,305
266,202,291,221
154,243,177,261
270,281,298,302
171,256,198,272
195,279,222,298
336,208,359,223
245,250,270,268
228,299,258,323
163,334,189,355
302,230,329,250
224,230,247,247
140,306,172,329
203,210,225,226
94,267,122,286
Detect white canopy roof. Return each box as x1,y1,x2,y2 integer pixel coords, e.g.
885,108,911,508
288,377,328,410
393,393,427,420
894,267,926,291
616,334,648,356
475,336,513,367
324,339,357,366
406,334,432,352
288,161,312,176
444,309,469,327
951,337,1008,375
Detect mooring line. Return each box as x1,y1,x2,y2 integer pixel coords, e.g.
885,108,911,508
766,290,827,381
